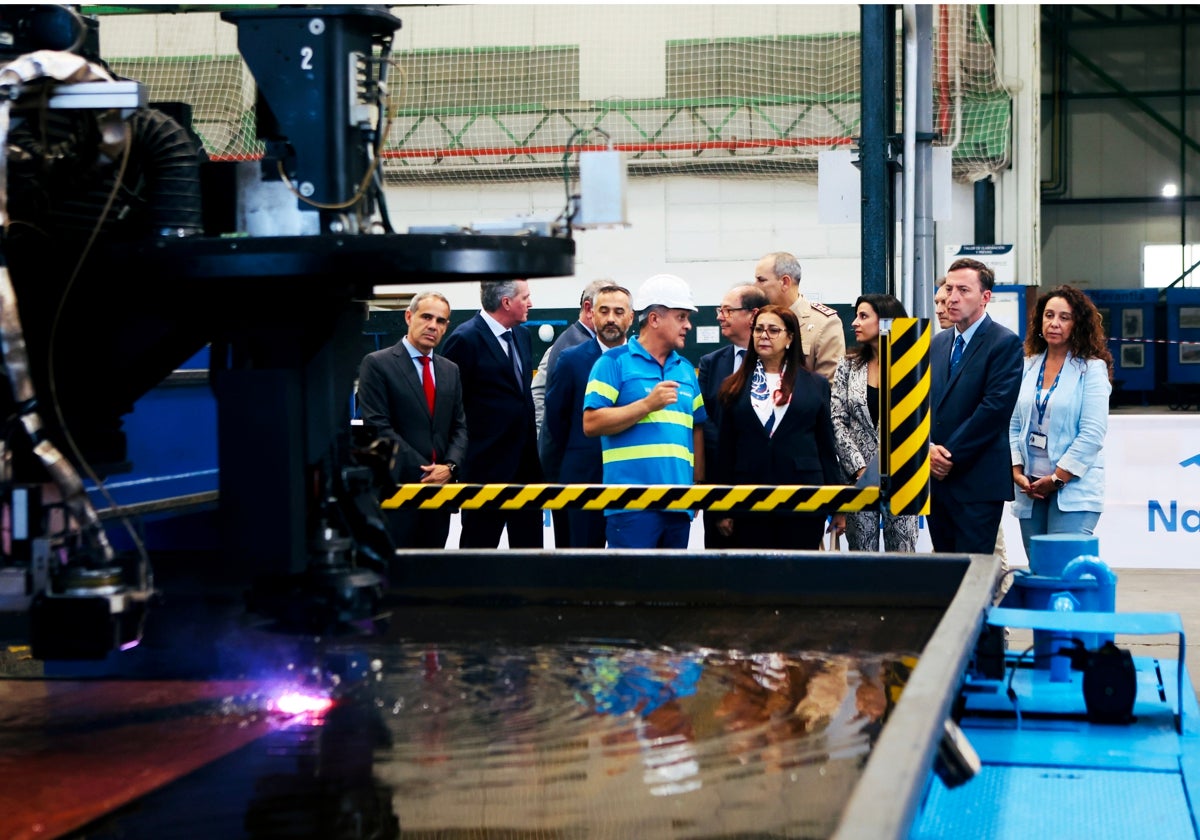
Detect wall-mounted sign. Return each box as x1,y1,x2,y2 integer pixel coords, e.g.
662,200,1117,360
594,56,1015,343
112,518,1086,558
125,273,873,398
944,244,1016,285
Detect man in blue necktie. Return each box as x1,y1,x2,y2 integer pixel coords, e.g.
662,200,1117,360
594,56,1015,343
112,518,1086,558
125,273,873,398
928,258,1023,554
441,279,545,549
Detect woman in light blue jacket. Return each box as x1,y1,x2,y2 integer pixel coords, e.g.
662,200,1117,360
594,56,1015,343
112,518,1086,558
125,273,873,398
1009,285,1113,559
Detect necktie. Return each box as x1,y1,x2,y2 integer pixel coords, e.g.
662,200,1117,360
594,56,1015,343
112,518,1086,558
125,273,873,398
950,335,965,374
418,355,435,415
733,347,745,373
501,330,523,386
419,355,437,459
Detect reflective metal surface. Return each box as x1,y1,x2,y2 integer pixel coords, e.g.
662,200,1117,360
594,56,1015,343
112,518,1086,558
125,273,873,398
3,604,937,839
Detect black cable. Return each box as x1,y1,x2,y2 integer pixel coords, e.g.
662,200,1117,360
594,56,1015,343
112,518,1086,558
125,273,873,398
1006,643,1036,729
559,126,613,235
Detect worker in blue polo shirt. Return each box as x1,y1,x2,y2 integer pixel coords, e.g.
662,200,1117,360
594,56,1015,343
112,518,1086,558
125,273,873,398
582,273,706,549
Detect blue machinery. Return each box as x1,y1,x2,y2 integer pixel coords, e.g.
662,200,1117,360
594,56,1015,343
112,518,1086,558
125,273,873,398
901,539,1200,840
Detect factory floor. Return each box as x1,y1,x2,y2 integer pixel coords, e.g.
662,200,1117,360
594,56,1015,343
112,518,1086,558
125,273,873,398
1007,567,1200,698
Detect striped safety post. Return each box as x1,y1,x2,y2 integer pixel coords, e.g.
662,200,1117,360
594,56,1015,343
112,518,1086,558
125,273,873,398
881,317,931,517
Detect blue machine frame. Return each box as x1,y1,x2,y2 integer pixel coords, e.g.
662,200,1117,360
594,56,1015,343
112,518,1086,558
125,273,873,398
908,607,1200,839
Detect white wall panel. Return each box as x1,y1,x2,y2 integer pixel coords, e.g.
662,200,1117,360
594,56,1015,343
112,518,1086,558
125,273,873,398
382,176,980,310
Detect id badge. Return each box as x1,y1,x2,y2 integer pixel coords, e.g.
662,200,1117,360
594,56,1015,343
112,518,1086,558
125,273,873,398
1028,432,1048,449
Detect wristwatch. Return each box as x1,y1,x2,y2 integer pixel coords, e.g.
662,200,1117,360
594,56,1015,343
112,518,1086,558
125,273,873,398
444,461,459,481
1052,475,1066,489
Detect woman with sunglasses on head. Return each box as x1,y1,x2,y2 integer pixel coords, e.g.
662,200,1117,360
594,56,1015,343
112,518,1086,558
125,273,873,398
831,293,918,552
1009,285,1112,559
713,305,845,549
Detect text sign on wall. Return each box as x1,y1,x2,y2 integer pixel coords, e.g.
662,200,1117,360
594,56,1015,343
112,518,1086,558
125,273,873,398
944,244,1016,285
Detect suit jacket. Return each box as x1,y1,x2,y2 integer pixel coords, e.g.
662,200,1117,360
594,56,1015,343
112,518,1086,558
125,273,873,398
698,344,741,475
1009,352,1110,516
534,318,594,479
715,368,842,487
543,338,604,485
356,340,467,485
929,314,1023,503
440,313,543,484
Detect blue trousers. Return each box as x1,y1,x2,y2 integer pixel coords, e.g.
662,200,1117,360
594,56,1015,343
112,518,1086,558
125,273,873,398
606,511,691,549
1017,498,1101,562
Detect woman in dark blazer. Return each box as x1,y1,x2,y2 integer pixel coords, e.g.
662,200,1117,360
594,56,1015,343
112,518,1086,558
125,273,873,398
714,305,845,549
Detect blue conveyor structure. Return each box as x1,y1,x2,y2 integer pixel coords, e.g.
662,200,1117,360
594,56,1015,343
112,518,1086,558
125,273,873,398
909,607,1200,839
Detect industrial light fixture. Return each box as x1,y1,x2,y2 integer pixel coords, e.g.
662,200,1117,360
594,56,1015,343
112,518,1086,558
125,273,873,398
1162,183,1179,198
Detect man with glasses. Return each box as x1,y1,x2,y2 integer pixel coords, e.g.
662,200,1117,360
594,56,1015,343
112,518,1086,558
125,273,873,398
698,285,769,548
753,251,845,382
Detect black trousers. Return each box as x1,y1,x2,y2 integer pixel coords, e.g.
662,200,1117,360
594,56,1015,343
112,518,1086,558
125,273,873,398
703,510,735,549
459,509,544,549
383,508,451,550
566,509,607,548
724,512,826,551
928,493,1003,554
550,509,572,549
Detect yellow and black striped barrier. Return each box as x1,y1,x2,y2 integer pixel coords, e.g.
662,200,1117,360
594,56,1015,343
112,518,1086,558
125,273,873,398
881,317,931,517
382,318,932,517
383,483,879,513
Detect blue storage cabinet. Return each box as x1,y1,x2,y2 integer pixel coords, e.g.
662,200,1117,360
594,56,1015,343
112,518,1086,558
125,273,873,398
1165,287,1200,386
1084,289,1158,394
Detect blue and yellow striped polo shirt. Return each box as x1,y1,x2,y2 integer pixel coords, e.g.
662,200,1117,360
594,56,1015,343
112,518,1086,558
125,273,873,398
583,336,707,513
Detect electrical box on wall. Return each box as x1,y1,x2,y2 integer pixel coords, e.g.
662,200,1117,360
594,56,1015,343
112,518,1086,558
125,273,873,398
576,150,628,228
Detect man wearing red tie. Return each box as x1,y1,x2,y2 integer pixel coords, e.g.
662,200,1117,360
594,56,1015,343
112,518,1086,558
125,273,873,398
357,291,467,550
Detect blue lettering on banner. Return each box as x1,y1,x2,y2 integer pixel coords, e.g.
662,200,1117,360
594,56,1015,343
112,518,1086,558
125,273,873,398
1150,501,1174,531
1149,500,1200,532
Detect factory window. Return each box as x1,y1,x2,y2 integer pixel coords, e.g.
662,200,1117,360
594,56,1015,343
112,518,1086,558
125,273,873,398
1143,243,1200,288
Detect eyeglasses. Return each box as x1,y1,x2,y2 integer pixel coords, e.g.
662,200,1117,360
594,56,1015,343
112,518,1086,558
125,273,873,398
753,325,786,338
715,306,748,317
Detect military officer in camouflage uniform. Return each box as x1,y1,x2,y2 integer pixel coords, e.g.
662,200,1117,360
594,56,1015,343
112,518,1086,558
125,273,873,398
753,251,845,382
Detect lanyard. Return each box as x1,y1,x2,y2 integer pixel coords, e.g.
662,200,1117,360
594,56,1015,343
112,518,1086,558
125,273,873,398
1033,354,1061,426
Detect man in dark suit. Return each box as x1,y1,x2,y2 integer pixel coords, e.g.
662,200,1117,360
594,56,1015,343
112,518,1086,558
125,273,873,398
928,257,1023,554
533,277,608,547
440,278,544,548
356,291,467,550
543,284,633,547
532,278,609,439
697,284,768,548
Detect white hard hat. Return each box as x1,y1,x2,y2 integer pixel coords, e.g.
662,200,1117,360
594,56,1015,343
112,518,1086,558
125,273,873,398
633,273,698,313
